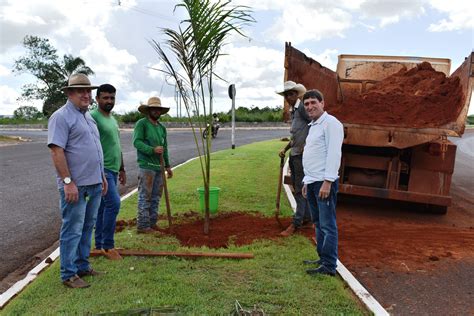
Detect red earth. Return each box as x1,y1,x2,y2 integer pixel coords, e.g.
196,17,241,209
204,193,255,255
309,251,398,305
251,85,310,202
119,208,474,273
328,62,465,128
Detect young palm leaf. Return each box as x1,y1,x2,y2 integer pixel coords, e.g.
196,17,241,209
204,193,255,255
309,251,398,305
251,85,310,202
150,0,254,234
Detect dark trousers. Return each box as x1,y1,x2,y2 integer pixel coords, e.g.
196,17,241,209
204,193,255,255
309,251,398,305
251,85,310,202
289,155,311,227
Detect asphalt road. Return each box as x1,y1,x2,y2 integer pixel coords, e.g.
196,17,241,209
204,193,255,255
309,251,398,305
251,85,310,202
0,128,288,283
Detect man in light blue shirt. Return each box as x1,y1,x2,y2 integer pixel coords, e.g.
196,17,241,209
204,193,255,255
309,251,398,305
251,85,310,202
48,73,107,288
301,89,344,276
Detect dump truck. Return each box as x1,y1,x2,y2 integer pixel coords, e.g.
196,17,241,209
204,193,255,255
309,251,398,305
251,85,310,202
284,43,473,213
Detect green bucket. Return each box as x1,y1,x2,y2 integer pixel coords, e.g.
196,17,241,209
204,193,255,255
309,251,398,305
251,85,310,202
197,187,221,214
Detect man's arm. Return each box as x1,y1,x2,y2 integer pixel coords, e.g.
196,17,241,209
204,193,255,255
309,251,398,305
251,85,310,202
163,127,173,178
49,145,79,203
119,152,127,185
279,141,291,158
320,119,344,199
132,121,155,155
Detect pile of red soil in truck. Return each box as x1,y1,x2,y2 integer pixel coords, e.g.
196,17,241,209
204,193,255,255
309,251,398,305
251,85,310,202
328,62,464,128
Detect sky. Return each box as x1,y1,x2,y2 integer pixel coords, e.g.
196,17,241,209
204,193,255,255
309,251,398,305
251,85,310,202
0,0,473,116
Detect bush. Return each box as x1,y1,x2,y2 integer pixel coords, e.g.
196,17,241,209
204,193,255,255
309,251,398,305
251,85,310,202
115,106,283,124
13,106,43,120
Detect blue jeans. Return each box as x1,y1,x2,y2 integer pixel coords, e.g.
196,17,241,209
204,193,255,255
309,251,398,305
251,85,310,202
289,155,311,227
137,168,163,230
95,169,121,250
306,181,339,273
59,183,102,281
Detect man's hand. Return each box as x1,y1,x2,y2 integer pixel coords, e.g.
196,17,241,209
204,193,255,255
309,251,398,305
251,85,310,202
154,146,164,155
166,167,173,179
319,180,332,200
278,148,286,158
64,182,79,203
102,176,108,196
302,183,307,198
119,170,127,185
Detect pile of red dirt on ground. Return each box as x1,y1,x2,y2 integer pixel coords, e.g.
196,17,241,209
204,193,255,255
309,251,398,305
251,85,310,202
152,211,474,272
328,62,465,128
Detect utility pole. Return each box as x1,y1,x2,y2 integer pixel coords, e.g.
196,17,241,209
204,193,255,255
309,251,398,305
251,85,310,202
228,84,236,149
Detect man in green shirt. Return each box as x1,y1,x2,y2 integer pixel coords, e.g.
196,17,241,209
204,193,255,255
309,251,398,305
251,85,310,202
91,84,126,260
133,97,173,234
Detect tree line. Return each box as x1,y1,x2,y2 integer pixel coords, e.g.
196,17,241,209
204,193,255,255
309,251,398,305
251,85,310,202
8,35,283,124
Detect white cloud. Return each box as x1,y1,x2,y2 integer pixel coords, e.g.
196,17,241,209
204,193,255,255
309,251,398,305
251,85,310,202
0,85,20,115
266,5,352,44
0,65,11,76
215,45,283,103
147,61,166,80
0,85,42,115
358,0,426,27
302,48,339,71
427,0,473,32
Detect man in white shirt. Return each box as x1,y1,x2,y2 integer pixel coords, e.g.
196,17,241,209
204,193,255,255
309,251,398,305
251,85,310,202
301,89,344,276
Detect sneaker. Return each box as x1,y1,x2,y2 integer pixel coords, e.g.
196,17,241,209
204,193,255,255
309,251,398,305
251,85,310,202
137,227,155,234
306,266,336,277
63,275,90,288
303,259,323,265
280,224,296,237
102,248,122,260
77,268,104,277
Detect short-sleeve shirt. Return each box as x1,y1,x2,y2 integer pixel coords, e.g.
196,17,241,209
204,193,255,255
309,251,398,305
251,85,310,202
90,109,122,173
47,100,104,188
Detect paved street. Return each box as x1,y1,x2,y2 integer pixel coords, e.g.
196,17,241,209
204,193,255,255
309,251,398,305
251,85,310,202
0,128,288,284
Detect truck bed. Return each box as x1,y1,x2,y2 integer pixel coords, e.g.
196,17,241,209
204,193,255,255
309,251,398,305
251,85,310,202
284,43,473,149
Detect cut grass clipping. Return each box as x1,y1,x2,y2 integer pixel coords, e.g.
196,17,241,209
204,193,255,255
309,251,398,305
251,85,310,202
2,140,367,315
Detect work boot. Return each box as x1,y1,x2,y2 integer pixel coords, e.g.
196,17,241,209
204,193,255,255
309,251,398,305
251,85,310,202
280,224,296,237
137,227,155,234
102,248,122,260
63,275,90,288
303,259,322,265
150,225,163,231
77,268,104,277
306,266,336,277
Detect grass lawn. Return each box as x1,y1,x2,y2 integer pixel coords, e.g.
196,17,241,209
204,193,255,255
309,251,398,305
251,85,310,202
1,140,367,315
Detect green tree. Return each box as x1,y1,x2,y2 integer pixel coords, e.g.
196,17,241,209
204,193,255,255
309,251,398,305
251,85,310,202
13,106,43,120
151,0,254,234
13,35,94,117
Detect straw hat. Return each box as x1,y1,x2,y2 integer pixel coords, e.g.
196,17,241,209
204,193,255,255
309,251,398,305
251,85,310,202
276,81,306,97
61,73,98,91
138,97,170,114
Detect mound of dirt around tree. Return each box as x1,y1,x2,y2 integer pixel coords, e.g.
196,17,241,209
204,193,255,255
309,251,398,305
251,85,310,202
157,211,474,272
328,62,464,128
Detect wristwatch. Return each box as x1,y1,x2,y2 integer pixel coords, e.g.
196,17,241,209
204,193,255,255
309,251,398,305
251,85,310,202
62,177,72,185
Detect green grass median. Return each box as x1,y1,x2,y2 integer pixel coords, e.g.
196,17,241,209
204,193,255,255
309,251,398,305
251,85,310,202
1,140,367,315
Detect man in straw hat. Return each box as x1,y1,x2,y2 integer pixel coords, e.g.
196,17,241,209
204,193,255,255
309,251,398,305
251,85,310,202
47,73,107,288
133,96,173,234
276,81,312,236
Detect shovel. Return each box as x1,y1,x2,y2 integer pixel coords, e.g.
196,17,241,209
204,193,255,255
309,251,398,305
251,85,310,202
275,155,285,228
159,155,173,231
